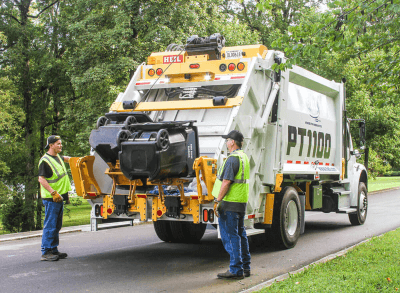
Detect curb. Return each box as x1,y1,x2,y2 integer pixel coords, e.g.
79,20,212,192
0,221,136,243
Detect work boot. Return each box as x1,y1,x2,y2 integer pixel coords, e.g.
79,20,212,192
244,269,251,277
53,251,68,259
41,251,59,261
217,270,244,280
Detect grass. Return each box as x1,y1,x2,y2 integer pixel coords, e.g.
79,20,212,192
257,228,400,292
368,176,400,192
62,198,92,227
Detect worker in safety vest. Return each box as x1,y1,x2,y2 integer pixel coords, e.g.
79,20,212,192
38,135,72,261
212,130,251,280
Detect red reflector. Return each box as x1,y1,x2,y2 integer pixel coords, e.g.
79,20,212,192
191,196,199,200
287,160,293,164
214,77,221,80
148,69,155,76
156,68,163,76
248,214,255,219
136,82,151,85
87,192,96,197
237,62,245,71
230,76,245,79
304,161,309,164
319,162,323,165
228,63,236,71
157,210,163,217
100,205,103,216
203,209,209,222
326,163,329,166
137,194,147,198
296,161,301,164
189,63,200,69
107,208,113,215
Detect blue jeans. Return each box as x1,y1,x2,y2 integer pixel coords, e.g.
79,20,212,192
219,210,251,275
41,200,63,255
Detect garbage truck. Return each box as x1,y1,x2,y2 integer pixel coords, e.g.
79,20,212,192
70,33,368,249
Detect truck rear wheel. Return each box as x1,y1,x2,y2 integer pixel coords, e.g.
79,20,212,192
349,182,368,225
153,221,207,243
153,221,174,242
269,186,301,249
169,222,207,243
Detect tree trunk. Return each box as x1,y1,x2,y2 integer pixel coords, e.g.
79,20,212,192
19,0,36,232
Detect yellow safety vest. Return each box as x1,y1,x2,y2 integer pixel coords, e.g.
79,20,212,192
39,154,72,198
211,150,250,203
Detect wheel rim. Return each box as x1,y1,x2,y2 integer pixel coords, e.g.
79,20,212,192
359,191,367,217
285,200,298,236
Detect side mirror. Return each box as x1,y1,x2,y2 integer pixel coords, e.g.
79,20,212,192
351,149,362,159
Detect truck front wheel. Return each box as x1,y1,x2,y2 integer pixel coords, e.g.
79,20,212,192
269,186,301,249
349,182,368,225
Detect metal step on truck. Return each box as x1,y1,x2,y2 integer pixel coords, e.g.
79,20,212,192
70,33,368,249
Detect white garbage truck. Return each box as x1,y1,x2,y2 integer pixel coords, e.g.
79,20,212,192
70,33,368,249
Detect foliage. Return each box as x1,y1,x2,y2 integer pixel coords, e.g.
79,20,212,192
222,0,324,49
0,190,30,233
365,148,391,179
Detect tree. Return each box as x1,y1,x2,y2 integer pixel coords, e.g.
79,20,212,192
259,0,400,170
0,0,259,231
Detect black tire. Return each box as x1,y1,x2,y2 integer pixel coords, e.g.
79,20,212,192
96,116,109,129
169,222,207,243
156,129,170,150
153,220,174,242
269,186,301,249
124,115,137,130
117,130,131,149
349,182,368,225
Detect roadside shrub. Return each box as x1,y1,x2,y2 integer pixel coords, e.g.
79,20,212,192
364,148,391,179
0,191,29,233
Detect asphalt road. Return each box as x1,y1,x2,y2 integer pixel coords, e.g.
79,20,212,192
1,188,399,293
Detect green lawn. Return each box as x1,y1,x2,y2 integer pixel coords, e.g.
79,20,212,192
62,198,92,227
368,176,400,192
258,228,400,292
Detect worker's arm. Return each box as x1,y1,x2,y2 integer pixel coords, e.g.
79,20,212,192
217,179,232,202
63,156,71,163
38,176,55,194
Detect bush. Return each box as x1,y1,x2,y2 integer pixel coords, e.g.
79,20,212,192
382,170,400,177
363,148,392,179
1,192,29,233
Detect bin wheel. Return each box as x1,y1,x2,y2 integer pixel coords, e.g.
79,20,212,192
156,129,170,150
96,116,109,129
117,130,131,149
124,115,137,130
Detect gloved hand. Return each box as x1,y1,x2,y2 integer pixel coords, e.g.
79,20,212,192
51,191,63,203
214,201,221,218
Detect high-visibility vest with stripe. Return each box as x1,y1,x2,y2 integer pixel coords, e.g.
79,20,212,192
39,154,72,198
211,150,250,203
